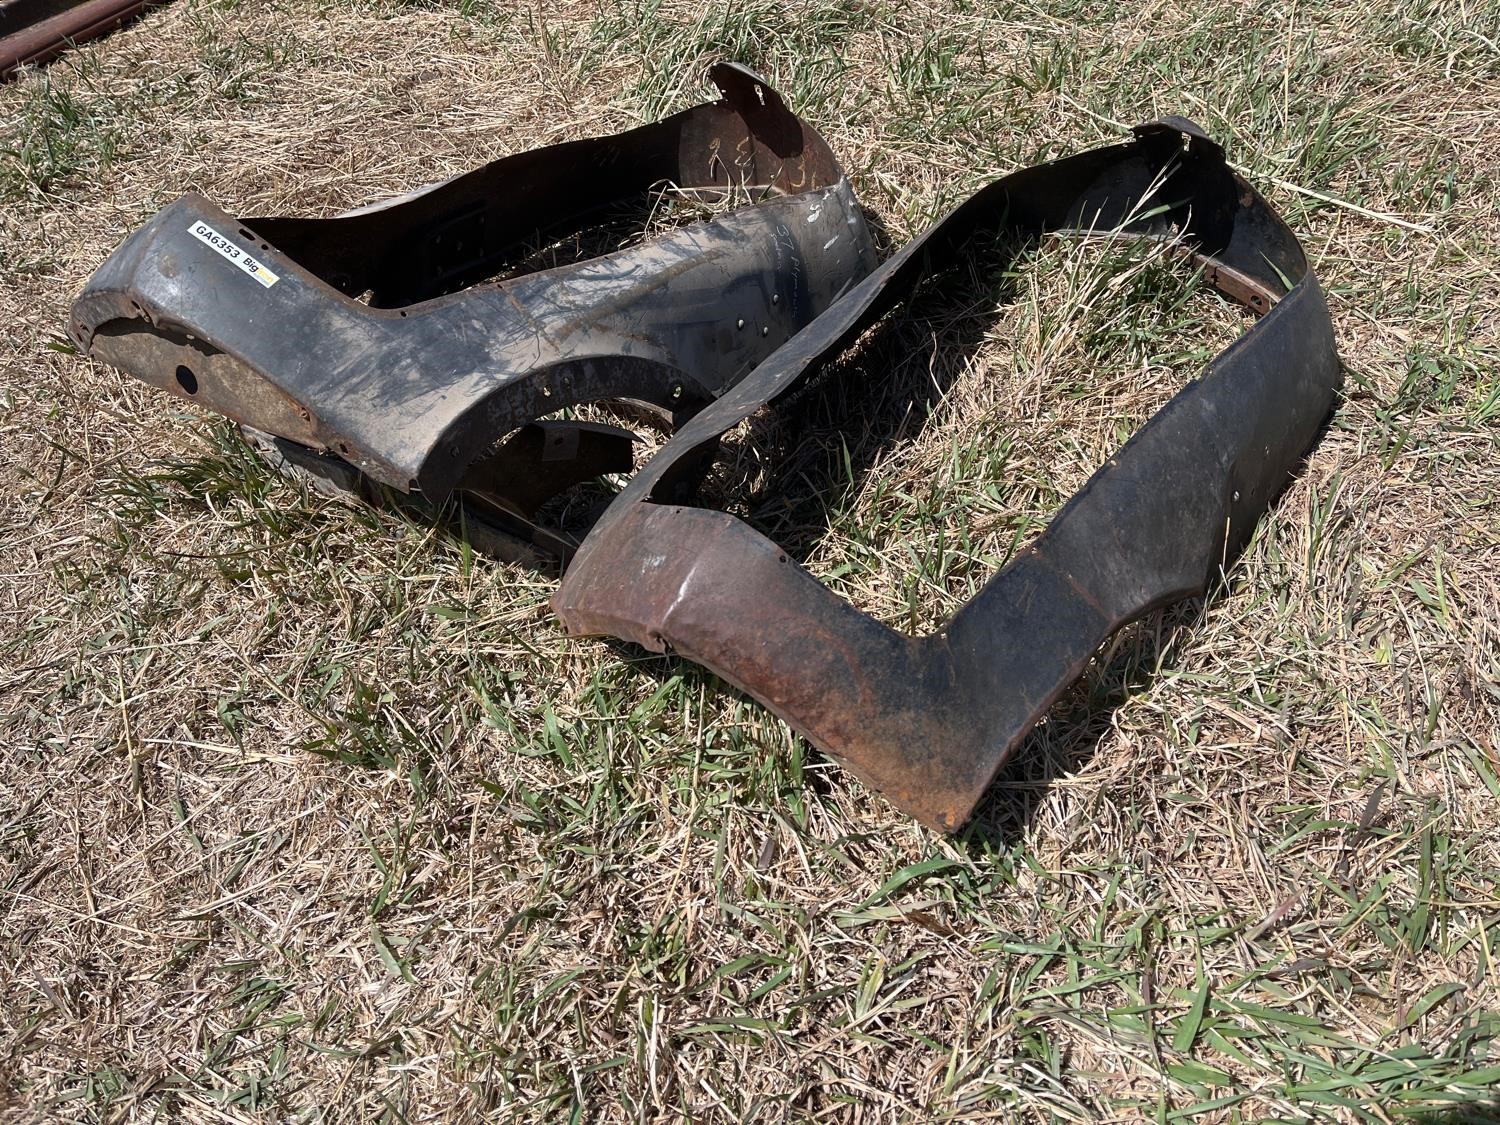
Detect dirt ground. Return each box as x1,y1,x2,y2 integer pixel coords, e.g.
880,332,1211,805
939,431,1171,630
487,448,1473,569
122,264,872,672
1,0,1497,1120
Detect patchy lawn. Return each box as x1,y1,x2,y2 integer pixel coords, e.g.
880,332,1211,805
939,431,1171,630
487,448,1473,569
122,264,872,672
1,0,1497,1119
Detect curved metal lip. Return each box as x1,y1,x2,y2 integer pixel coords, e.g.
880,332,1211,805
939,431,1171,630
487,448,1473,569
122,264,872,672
68,63,878,550
553,119,1343,832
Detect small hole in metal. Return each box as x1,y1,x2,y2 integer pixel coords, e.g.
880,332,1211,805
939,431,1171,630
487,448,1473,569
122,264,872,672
174,365,198,394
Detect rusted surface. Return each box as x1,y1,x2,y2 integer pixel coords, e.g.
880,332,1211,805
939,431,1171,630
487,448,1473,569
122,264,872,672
554,120,1343,832
1,0,165,78
70,64,877,558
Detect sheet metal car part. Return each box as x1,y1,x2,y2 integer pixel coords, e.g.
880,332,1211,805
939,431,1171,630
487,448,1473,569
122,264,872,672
554,119,1342,832
69,64,877,558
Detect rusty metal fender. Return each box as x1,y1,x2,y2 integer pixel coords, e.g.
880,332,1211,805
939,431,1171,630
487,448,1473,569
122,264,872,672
69,64,877,554
553,120,1342,832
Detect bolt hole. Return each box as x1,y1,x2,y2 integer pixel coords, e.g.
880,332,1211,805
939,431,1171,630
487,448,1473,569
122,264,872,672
175,364,198,394
239,227,257,241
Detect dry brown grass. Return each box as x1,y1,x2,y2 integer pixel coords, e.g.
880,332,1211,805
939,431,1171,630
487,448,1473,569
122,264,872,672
1,0,1497,1120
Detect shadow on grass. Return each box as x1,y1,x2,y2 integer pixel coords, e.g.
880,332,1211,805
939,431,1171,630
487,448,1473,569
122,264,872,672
1405,1106,1500,1124
959,605,1195,850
